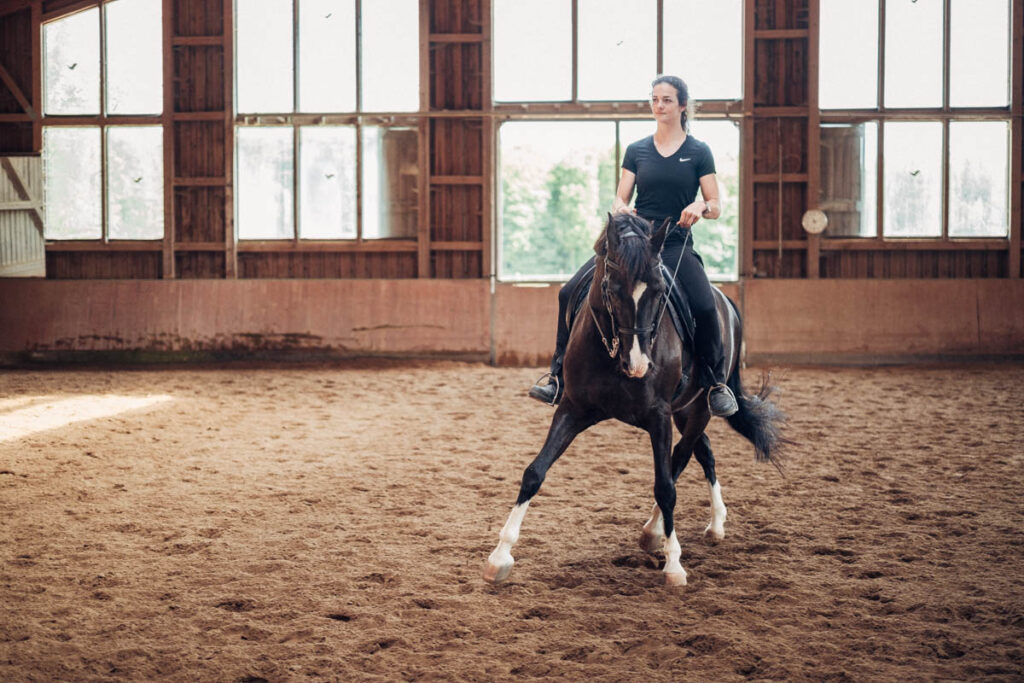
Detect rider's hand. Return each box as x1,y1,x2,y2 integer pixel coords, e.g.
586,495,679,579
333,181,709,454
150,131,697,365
678,200,706,227
613,204,634,215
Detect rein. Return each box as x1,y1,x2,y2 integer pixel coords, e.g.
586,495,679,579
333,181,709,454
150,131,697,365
589,223,690,360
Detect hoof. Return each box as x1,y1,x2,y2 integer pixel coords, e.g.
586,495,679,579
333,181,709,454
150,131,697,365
703,523,725,542
664,570,688,587
639,530,665,555
483,559,514,584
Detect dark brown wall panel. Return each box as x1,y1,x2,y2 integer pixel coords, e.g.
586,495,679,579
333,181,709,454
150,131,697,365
431,185,481,242
821,250,1008,279
173,0,224,36
754,0,809,30
0,123,33,154
176,251,225,278
173,46,225,112
753,40,779,107
431,44,482,110
174,121,224,177
753,183,807,241
784,39,808,107
753,249,805,278
174,187,225,242
432,251,481,279
753,118,806,174
238,252,418,279
46,252,162,279
0,8,31,115
430,119,482,175
430,0,483,34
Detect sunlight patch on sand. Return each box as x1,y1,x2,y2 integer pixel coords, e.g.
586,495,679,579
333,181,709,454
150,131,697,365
0,395,173,442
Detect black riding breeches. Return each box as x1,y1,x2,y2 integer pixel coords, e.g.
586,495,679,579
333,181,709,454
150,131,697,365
550,228,726,386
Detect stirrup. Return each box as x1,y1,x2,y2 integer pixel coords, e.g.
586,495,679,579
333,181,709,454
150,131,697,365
707,382,738,418
529,372,561,406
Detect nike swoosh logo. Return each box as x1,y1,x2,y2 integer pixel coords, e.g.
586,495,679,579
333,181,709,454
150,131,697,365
679,158,691,162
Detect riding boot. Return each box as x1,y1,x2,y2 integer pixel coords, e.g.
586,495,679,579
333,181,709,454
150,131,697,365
693,310,738,418
529,349,565,406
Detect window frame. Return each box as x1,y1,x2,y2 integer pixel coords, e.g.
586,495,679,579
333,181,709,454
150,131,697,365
232,0,423,244
41,0,165,244
493,0,745,283
818,0,1014,242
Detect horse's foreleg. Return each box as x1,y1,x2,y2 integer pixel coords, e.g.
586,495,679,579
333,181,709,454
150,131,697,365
649,415,686,586
639,434,694,554
694,433,727,541
483,403,592,584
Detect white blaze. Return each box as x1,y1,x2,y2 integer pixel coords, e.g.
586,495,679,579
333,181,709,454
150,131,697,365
627,282,650,377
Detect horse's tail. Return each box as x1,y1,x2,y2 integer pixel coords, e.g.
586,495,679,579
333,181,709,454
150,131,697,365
721,299,789,471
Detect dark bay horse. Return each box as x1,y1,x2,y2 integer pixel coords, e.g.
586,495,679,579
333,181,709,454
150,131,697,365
484,213,787,586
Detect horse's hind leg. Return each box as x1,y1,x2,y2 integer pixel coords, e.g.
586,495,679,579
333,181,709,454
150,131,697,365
483,403,594,584
694,433,727,541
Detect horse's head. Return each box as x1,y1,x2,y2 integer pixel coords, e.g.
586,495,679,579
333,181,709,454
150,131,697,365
594,213,672,379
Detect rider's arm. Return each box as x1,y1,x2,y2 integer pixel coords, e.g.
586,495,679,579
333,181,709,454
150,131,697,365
612,169,637,214
698,173,721,219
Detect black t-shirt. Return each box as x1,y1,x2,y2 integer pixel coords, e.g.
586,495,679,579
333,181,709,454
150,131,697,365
622,134,716,224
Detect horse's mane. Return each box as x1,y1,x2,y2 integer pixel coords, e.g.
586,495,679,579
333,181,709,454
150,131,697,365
595,213,653,285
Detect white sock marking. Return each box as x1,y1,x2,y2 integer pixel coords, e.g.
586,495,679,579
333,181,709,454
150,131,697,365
488,501,530,570
705,481,727,539
643,502,665,539
663,530,686,580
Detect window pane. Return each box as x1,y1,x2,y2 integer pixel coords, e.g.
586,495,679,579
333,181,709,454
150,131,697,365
44,127,101,239
821,122,877,237
884,0,942,108
237,127,294,239
494,0,571,102
950,0,1010,107
299,0,356,112
362,127,418,239
663,0,742,101
499,121,616,279
361,0,418,112
578,0,656,101
687,120,739,279
107,126,163,239
299,126,356,238
106,0,162,114
949,121,1008,237
44,9,100,115
819,0,878,109
883,122,942,237
237,0,293,113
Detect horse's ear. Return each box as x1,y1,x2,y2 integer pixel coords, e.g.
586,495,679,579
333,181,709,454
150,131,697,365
651,217,672,255
605,212,620,251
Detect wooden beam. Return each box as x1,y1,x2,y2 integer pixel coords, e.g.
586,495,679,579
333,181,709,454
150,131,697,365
172,112,226,121
162,0,174,279
0,61,35,117
481,0,493,281
173,177,226,186
41,0,100,22
223,0,236,278
237,240,418,253
1010,0,1023,278
752,173,808,183
741,0,755,278
0,0,32,19
431,241,484,251
172,36,223,46
0,200,42,210
418,0,430,277
806,0,821,278
46,240,162,251
753,29,808,39
0,157,43,235
430,175,484,184
32,0,40,151
429,33,483,43
174,242,227,251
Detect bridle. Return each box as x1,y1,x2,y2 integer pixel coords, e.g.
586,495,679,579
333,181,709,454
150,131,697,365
588,224,689,361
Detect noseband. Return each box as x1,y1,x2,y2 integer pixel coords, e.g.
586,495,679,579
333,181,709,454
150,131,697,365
588,224,689,362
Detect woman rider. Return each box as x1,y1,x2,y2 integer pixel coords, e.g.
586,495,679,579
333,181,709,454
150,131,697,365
529,74,739,418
